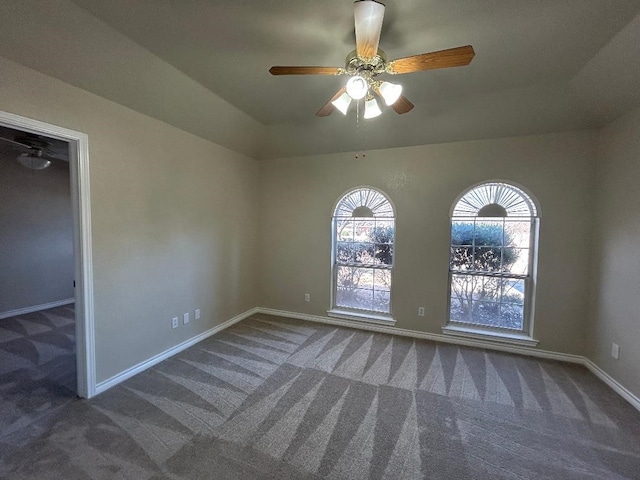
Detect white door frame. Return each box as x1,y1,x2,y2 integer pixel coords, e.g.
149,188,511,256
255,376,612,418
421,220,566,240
0,110,95,398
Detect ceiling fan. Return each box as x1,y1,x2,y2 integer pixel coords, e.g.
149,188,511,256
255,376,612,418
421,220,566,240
0,133,68,170
269,0,475,118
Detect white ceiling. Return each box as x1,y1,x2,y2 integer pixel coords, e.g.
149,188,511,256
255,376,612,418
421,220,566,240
1,0,640,159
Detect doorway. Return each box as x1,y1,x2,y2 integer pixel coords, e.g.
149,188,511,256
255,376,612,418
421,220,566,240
0,111,94,399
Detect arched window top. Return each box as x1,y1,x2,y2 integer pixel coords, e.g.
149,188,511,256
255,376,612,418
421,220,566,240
452,182,537,218
334,187,394,218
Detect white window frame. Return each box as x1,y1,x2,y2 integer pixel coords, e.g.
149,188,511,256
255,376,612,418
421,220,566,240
443,181,540,346
328,186,396,324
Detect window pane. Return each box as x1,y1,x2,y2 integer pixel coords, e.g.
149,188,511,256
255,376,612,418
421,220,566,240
374,243,393,266
336,267,371,310
450,274,476,320
353,242,375,265
335,266,387,312
474,220,504,247
449,294,469,323
336,219,354,242
354,219,375,242
374,269,391,291
374,220,394,243
474,300,501,327
372,290,390,314
450,246,473,271
502,279,525,304
499,303,524,330
504,220,531,248
473,276,500,302
451,221,474,246
449,274,526,331
474,246,502,271
503,248,529,275
336,241,354,263
336,266,372,289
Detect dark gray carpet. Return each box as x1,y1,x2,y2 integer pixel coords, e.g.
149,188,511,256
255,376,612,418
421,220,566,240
0,305,76,440
1,313,640,479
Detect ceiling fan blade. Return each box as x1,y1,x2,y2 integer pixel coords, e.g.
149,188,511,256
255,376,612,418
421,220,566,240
354,0,385,59
316,88,347,117
269,66,342,75
44,151,69,161
391,95,414,114
389,45,475,74
0,136,31,150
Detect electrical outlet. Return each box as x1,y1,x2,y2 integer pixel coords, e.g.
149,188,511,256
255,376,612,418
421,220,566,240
172,317,179,329
183,312,190,325
418,307,425,317
195,309,201,320
304,293,310,302
611,343,620,359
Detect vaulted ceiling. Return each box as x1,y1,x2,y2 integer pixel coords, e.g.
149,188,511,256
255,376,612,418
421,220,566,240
1,1,639,159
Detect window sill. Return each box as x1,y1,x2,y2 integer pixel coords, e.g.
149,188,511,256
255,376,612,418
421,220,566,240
442,324,539,347
327,309,396,326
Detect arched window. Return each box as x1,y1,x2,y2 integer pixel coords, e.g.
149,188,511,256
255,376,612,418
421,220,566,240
331,187,395,319
448,182,539,336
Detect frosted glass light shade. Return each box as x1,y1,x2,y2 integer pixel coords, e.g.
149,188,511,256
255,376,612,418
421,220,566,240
331,92,352,115
17,153,50,170
364,98,382,119
346,76,368,100
379,81,402,106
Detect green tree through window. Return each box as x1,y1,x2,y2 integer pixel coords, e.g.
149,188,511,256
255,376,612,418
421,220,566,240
332,188,395,317
448,182,538,332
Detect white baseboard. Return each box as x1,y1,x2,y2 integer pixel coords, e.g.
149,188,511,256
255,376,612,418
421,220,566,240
258,308,640,412
94,307,259,395
583,359,640,413
0,298,75,320
256,308,584,365
90,305,640,414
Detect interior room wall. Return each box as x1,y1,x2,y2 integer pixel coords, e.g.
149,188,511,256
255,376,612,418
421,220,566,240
589,105,640,399
258,131,597,355
0,150,74,314
0,56,260,383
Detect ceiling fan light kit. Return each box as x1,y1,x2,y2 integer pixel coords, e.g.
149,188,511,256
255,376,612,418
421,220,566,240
378,81,402,106
345,75,369,100
0,132,68,170
363,97,382,119
17,152,51,170
269,0,475,118
331,92,352,115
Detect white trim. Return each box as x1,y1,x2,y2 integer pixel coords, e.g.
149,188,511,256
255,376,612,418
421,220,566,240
94,308,259,395
258,308,582,364
449,179,542,218
442,325,539,347
0,298,74,320
584,359,640,413
327,309,396,326
0,111,95,399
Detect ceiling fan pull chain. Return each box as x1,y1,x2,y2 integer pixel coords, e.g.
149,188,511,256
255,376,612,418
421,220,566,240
355,100,367,159
355,100,361,158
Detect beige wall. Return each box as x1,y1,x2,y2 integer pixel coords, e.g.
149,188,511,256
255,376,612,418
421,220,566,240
4,50,638,401
0,151,73,314
589,106,640,398
258,131,596,355
0,56,259,383
0,0,266,159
